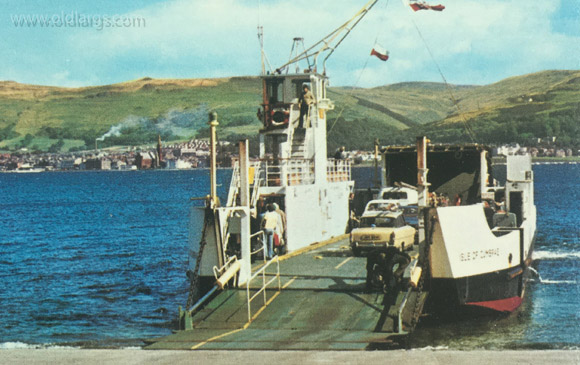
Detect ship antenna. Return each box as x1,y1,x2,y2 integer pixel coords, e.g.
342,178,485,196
258,26,266,76
287,37,312,74
275,0,379,74
257,0,273,75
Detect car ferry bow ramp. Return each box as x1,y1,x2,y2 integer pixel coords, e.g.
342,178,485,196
144,237,428,350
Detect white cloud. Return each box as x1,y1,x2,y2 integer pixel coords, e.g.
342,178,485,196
4,0,579,87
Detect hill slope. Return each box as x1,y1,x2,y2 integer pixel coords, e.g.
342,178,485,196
0,70,578,152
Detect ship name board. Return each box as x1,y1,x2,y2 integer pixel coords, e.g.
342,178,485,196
459,248,500,262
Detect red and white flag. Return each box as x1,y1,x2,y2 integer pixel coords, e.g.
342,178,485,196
370,44,389,61
409,1,445,11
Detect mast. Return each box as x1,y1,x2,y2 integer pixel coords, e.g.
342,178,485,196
258,26,265,76
208,112,219,207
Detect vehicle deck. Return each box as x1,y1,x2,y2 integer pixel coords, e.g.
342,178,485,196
145,237,402,350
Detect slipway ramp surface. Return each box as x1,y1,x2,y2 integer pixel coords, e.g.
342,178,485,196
145,239,399,350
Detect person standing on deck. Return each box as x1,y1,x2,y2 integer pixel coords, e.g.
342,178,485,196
298,84,314,129
261,204,279,260
272,203,286,242
334,146,346,160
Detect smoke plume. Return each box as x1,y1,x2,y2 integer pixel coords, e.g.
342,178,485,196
96,104,209,142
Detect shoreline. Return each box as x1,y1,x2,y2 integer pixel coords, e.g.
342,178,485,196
1,349,579,365
2,159,580,173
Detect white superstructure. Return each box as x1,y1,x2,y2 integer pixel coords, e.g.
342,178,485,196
188,72,353,291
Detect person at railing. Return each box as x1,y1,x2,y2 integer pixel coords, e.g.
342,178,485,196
298,84,314,129
261,204,279,260
332,146,346,181
334,146,346,160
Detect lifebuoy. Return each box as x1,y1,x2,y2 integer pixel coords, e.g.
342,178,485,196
271,110,289,124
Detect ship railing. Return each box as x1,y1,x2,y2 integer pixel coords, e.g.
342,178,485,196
221,161,241,258
186,256,241,317
250,178,262,208
250,230,266,260
226,161,240,207
246,255,281,323
250,162,266,208
263,158,315,186
212,255,240,289
327,158,351,182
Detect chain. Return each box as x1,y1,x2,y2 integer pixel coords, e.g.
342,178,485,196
186,206,211,309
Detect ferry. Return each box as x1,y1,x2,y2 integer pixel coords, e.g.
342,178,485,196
145,0,536,350
381,142,536,313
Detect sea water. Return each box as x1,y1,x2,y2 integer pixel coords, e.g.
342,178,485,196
0,165,578,349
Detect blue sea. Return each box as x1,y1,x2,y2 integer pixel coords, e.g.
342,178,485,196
0,165,578,350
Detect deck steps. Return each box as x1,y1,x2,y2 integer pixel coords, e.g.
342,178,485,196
291,129,306,159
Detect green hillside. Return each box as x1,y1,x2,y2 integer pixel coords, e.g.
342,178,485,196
339,70,580,148
0,77,264,152
1,70,579,153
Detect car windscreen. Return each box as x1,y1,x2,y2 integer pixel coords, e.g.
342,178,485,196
360,217,395,228
382,191,407,200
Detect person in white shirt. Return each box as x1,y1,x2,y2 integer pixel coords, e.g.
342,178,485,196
261,204,279,259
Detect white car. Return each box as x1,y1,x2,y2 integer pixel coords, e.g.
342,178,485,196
350,210,416,257
378,186,418,206
363,199,400,214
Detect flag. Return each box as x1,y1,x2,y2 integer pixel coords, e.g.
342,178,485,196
409,1,445,11
371,44,389,61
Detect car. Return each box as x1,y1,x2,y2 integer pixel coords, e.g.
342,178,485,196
378,186,418,206
350,210,416,257
400,205,419,228
363,199,399,214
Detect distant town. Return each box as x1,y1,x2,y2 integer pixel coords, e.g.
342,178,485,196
0,138,577,173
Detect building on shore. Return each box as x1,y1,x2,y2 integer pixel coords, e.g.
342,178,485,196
135,151,156,169
84,158,112,170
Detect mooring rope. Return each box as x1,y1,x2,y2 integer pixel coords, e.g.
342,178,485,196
327,0,392,138
401,0,477,142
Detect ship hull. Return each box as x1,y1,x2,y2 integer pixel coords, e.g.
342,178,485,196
429,237,535,314
430,264,527,313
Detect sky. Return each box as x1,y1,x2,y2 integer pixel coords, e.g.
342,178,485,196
1,0,579,88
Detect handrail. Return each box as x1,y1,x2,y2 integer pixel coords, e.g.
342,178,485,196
226,161,240,207
212,255,238,280
397,287,413,335
246,256,281,323
187,256,240,316
250,230,264,239
250,162,265,207
250,230,265,257
327,158,351,182
251,246,265,256
222,161,241,254
263,158,315,186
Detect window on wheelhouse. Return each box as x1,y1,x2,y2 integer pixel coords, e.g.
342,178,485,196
266,79,283,105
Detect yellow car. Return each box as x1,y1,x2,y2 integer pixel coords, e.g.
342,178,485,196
350,210,416,257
